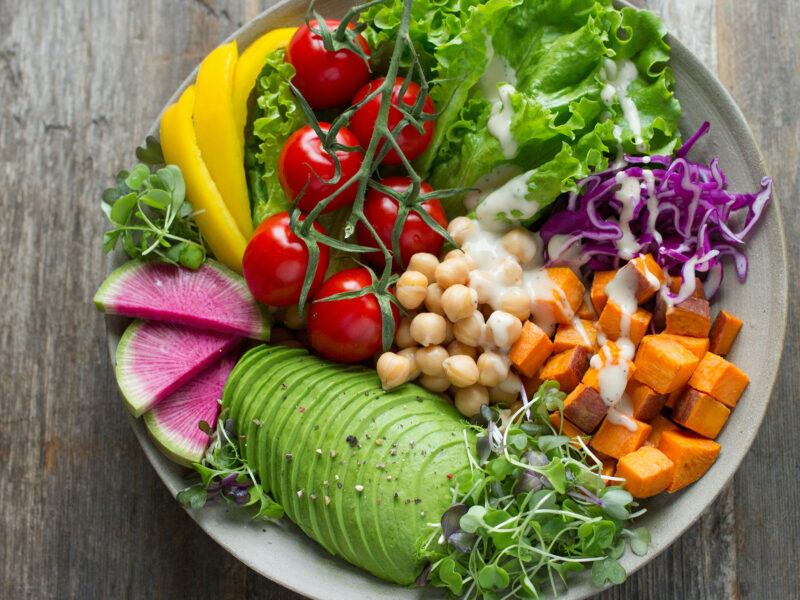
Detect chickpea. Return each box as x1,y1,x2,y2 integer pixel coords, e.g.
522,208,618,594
283,303,308,330
443,249,476,271
468,270,494,305
477,351,510,387
442,355,480,388
420,374,451,393
408,252,439,282
447,216,476,246
453,310,485,347
441,284,478,322
444,319,455,344
497,371,522,395
447,340,478,359
410,313,448,346
435,256,470,290
497,257,523,286
424,282,444,315
489,386,518,405
485,310,523,348
509,400,524,414
454,384,490,417
500,288,532,321
395,317,416,349
397,347,420,380
415,345,448,377
377,352,412,390
502,228,538,265
396,270,428,310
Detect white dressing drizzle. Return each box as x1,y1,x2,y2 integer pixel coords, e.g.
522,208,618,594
475,172,539,230
613,172,643,260
479,42,519,160
601,58,645,152
642,170,662,244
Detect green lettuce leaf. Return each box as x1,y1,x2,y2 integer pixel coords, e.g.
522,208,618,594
246,48,305,226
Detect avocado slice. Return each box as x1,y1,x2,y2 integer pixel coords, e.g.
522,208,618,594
225,345,476,585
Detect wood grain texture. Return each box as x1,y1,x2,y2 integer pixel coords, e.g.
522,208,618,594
0,0,796,599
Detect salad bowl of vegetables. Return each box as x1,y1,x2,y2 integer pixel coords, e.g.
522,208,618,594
97,0,787,598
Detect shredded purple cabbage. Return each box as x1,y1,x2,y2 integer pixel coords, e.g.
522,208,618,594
541,122,772,303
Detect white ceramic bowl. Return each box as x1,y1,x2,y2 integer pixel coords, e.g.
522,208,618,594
103,1,788,598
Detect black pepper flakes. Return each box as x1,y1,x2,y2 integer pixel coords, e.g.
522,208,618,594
405,499,411,504
394,492,399,499
285,454,293,460
414,498,421,504
280,383,287,389
337,482,343,489
346,435,358,447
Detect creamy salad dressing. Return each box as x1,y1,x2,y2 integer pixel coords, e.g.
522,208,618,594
475,172,540,230
614,172,643,260
480,42,519,160
601,58,646,152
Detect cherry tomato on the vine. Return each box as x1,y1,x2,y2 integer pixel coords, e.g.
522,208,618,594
349,77,436,165
278,123,364,214
242,212,330,306
355,176,448,269
307,268,398,363
286,19,371,109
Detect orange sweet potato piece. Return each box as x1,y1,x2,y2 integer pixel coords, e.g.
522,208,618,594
576,297,597,320
582,341,636,391
615,446,675,498
590,415,652,459
658,429,721,492
540,346,591,393
633,335,700,394
660,333,709,360
671,388,730,439
601,457,618,483
668,275,706,299
590,270,617,314
563,383,609,433
552,319,598,354
665,297,711,338
688,352,749,408
709,311,743,356
597,301,652,345
535,268,585,324
665,387,683,409
646,414,680,447
627,380,668,422
509,321,554,377
617,254,666,304
549,412,587,439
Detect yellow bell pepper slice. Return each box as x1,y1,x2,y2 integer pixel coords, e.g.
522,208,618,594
193,41,253,240
232,27,298,146
160,86,248,274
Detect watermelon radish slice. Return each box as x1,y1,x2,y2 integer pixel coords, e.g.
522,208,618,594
143,353,238,466
95,259,271,340
116,319,242,417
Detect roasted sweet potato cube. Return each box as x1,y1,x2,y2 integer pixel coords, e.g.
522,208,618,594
597,301,651,345
668,275,706,299
633,335,700,394
563,383,609,433
582,342,636,393
672,388,730,439
615,446,675,498
540,346,591,393
576,297,597,320
590,270,617,314
665,297,711,338
688,352,749,407
552,319,598,354
581,362,637,392
627,380,668,422
601,457,618,484
616,254,666,304
509,321,553,377
533,268,585,324
549,412,587,439
658,430,721,492
646,414,680,447
660,333,709,360
589,415,652,459
709,310,743,356
665,387,683,409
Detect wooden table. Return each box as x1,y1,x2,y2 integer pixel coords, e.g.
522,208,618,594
1,0,796,598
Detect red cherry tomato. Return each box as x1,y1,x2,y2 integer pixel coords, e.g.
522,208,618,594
278,123,364,214
349,77,436,165
307,268,398,363
286,19,371,109
355,176,448,269
242,212,330,306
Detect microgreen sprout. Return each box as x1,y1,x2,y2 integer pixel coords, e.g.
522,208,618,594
421,382,649,598
177,417,284,519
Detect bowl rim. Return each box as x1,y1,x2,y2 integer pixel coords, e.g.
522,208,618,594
105,1,789,598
